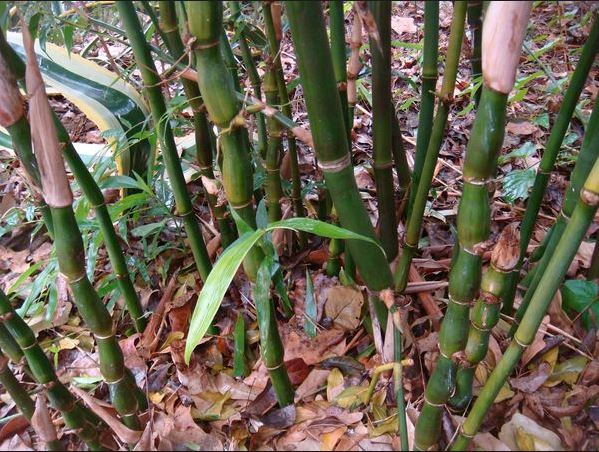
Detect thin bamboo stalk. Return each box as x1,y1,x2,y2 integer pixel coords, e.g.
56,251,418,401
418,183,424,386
185,0,262,279
467,1,483,105
407,1,439,217
23,27,142,431
159,0,237,249
452,156,599,451
502,14,599,314
263,69,284,222
414,4,531,448
589,238,599,281
510,101,599,332
229,1,268,160
0,290,102,448
287,1,393,290
369,1,398,262
263,1,305,240
119,1,213,283
0,33,147,333
394,2,467,294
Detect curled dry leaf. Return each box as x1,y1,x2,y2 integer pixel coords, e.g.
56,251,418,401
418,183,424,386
498,412,563,451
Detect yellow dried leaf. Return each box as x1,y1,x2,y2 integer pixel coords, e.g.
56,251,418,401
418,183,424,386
149,391,166,404
321,426,346,451
58,337,79,350
327,368,345,402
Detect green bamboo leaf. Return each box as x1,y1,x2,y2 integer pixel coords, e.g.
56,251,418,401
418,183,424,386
185,229,265,363
304,269,317,338
232,313,248,377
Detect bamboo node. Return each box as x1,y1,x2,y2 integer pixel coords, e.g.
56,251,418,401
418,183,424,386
560,210,571,221
448,296,471,307
192,39,220,50
423,395,445,408
266,362,285,371
373,161,394,170
21,341,38,351
581,188,599,207
459,428,475,439
318,154,351,173
230,199,254,210
60,271,86,285
514,335,530,348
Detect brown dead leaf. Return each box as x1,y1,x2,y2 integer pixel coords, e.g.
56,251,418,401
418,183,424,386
281,323,345,365
325,286,364,331
295,369,330,402
30,395,57,444
321,426,347,451
506,121,537,135
510,362,552,393
391,16,417,35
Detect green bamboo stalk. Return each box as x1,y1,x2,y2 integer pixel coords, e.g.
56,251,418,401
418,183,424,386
254,259,294,406
449,224,519,412
0,290,102,448
0,32,147,333
232,313,249,377
23,27,142,431
394,2,467,294
263,69,284,222
407,1,439,217
287,1,393,291
262,2,305,236
502,14,599,315
510,100,599,332
414,4,531,448
229,1,268,160
347,6,362,135
369,1,398,262
159,0,237,249
119,1,213,283
467,1,483,105
0,323,25,365
0,54,54,237
589,237,599,281
186,0,263,278
391,306,409,451
392,108,411,217
452,156,599,451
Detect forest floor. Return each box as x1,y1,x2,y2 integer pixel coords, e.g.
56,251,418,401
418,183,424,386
0,1,597,450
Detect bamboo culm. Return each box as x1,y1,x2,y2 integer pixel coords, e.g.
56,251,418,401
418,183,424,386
502,14,599,315
186,0,263,279
0,290,103,448
510,100,599,333
369,1,398,262
395,2,466,294
119,1,214,284
467,1,483,105
263,69,284,222
414,3,531,448
287,1,393,291
452,157,599,450
407,1,439,217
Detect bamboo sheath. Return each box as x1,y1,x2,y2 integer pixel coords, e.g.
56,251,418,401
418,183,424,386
502,13,599,315
287,1,393,290
118,1,213,283
159,0,237,249
414,3,531,448
0,32,146,333
0,290,103,448
452,156,599,450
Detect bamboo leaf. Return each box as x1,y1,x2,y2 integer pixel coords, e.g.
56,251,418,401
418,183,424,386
304,268,317,338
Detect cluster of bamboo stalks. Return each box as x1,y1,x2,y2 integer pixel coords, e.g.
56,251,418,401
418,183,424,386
0,1,597,450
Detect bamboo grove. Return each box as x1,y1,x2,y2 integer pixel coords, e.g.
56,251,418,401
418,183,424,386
0,0,596,450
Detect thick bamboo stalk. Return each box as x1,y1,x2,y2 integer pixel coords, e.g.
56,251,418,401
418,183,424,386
23,27,142,430
510,101,599,332
159,0,237,249
452,157,599,450
0,290,102,448
467,1,483,105
502,14,599,314
414,4,531,448
118,1,213,283
407,1,439,216
394,2,467,293
287,1,393,290
369,1,398,262
185,0,263,278
263,1,305,238
449,224,519,412
392,110,411,215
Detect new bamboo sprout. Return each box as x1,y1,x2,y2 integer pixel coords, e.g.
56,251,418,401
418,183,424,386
414,3,531,448
452,154,599,451
395,1,467,294
119,1,213,283
23,26,142,431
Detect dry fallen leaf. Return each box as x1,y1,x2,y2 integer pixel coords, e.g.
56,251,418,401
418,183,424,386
324,286,364,331
391,16,417,34
499,412,563,450
506,121,537,135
